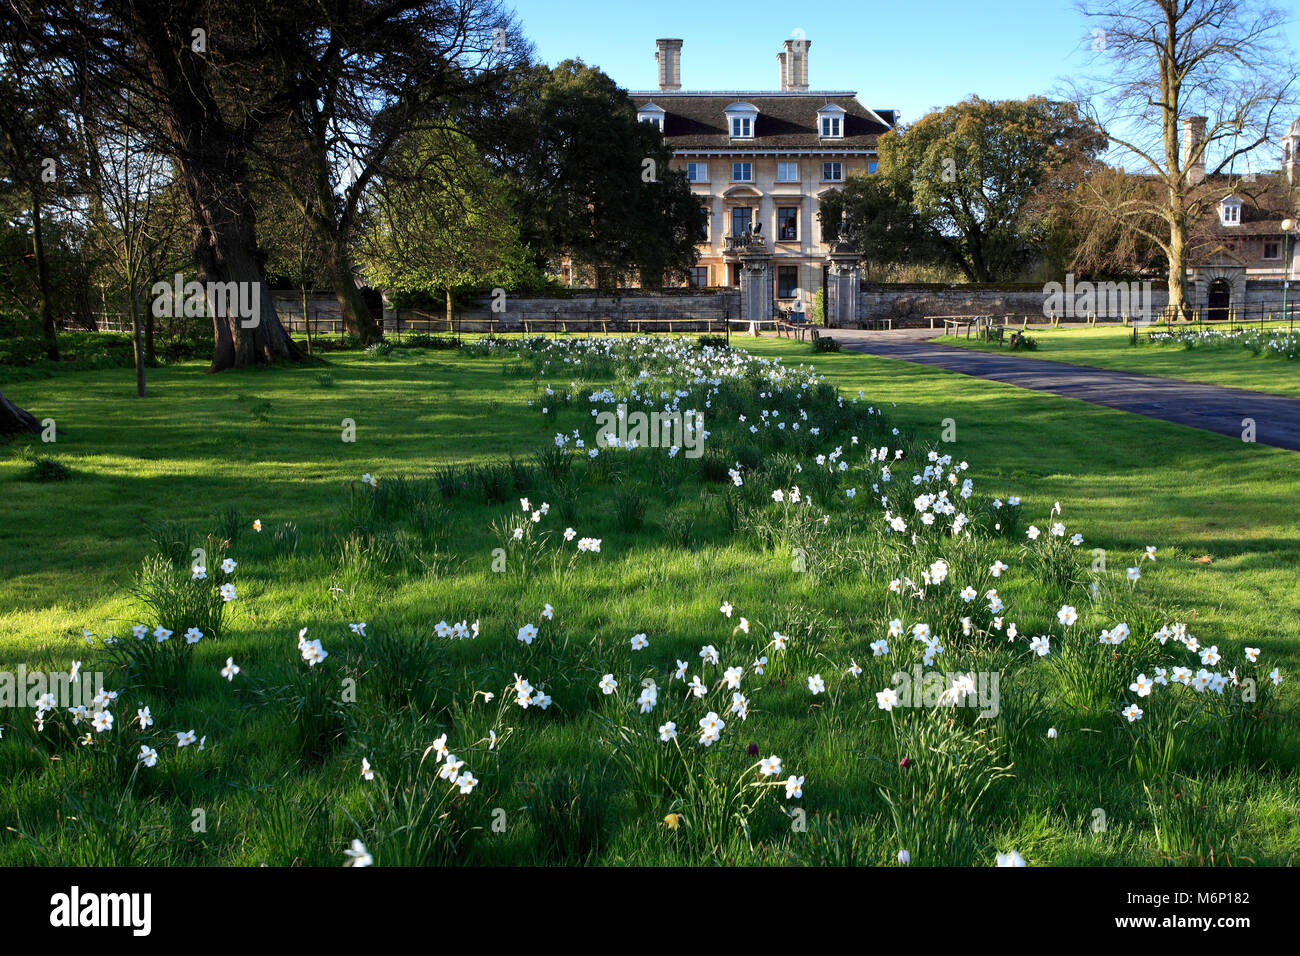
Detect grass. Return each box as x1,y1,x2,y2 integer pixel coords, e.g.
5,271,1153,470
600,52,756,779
933,324,1300,399
1,334,1296,866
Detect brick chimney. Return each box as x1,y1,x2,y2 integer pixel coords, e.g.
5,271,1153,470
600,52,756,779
778,37,810,91
655,39,682,91
1182,116,1207,185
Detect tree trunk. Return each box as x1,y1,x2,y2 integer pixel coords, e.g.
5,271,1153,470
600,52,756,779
186,172,303,371
302,285,313,357
1167,214,1191,321
131,10,300,372
0,392,40,435
30,190,58,361
445,286,453,329
327,243,382,344
130,286,146,397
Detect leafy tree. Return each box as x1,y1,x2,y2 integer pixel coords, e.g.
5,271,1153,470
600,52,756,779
360,129,536,325
483,60,705,288
821,97,1106,282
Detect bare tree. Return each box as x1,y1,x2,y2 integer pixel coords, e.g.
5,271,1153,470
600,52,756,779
1070,0,1297,318
84,110,173,396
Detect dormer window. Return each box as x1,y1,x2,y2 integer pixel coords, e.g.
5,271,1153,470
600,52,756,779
1219,195,1243,226
638,103,665,133
817,104,846,140
725,102,758,140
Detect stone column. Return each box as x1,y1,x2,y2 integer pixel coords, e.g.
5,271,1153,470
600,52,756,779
739,238,773,335
824,241,861,329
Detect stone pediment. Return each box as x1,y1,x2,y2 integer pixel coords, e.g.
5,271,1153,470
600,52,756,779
1196,245,1246,270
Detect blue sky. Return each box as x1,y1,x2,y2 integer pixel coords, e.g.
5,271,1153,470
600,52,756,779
504,0,1300,168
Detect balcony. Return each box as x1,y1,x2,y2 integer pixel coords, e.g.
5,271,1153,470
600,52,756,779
724,233,767,255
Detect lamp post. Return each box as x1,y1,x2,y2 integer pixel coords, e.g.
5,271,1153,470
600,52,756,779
1283,218,1296,330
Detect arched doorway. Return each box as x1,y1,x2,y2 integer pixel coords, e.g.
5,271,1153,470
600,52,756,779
1207,278,1231,322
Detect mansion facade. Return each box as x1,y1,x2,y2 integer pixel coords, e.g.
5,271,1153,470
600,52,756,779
630,37,895,310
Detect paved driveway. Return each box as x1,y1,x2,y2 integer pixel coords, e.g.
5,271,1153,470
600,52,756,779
828,328,1300,453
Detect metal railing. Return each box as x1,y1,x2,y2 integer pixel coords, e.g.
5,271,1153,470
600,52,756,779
723,234,767,254
1130,304,1298,343
387,309,733,340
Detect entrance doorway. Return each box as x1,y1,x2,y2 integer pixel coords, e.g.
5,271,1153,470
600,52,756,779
1207,278,1231,322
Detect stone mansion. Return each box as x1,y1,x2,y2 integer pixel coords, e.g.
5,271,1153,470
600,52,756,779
630,37,895,310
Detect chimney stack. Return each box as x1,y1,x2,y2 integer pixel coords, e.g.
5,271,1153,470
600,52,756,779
655,38,682,91
778,37,810,91
1182,116,1207,185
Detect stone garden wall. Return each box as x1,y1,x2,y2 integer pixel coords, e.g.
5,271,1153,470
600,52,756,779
391,290,740,334
854,284,1172,328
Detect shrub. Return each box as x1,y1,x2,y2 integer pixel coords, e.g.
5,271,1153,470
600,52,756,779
813,335,841,352
698,335,728,349
403,334,461,350
1008,331,1038,351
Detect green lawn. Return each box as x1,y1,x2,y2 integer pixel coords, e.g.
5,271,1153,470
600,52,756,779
933,324,1300,399
1,336,1296,866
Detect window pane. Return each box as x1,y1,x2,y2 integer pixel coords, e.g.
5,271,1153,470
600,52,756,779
778,207,798,241
731,207,751,236
778,266,799,298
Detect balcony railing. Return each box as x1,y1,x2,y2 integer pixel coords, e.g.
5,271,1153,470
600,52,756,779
724,234,767,254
